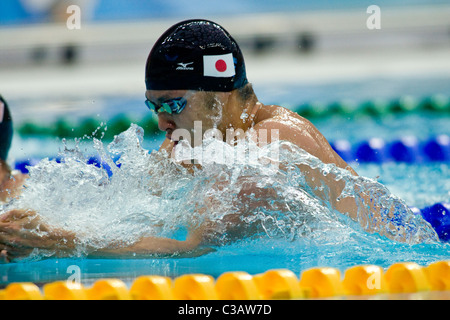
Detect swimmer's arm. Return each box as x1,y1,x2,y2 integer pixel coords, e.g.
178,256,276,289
0,209,205,262
250,119,360,220
90,228,204,258
251,117,356,173
0,209,77,263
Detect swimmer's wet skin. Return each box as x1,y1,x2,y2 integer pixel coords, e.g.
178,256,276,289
0,20,437,262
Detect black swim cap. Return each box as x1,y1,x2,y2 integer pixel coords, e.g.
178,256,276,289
0,95,13,161
145,19,248,92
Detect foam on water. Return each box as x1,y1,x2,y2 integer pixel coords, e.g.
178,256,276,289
2,124,442,261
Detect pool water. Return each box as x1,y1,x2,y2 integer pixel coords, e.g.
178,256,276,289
1,233,447,287
1,74,449,287
1,114,449,287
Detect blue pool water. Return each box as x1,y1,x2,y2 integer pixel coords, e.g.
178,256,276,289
1,75,449,287
1,233,447,287
1,121,449,287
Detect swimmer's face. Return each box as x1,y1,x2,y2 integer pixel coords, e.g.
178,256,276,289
146,90,229,146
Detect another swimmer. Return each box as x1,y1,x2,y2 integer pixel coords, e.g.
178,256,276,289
0,95,27,202
0,20,365,261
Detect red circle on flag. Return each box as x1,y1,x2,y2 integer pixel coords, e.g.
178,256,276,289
215,59,227,72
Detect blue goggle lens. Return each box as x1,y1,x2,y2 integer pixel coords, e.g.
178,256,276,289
145,97,187,115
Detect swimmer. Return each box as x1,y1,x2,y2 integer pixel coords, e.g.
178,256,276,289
0,95,27,203
0,20,365,261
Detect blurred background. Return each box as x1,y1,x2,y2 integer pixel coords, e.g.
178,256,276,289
0,0,449,160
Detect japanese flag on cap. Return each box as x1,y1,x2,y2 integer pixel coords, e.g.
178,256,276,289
203,53,235,78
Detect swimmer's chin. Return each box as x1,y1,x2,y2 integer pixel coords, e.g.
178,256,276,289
166,137,180,147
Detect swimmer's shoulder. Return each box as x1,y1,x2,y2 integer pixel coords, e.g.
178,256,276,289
252,104,353,170
254,104,310,123
252,104,314,137
251,104,315,148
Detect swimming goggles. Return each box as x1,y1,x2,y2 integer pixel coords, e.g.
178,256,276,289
145,97,187,115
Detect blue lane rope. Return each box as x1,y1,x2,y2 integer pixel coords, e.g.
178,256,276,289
411,203,450,242
331,135,450,163
12,134,450,177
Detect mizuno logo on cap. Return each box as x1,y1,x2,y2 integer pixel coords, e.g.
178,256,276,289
176,62,194,70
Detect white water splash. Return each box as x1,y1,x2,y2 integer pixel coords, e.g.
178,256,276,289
4,124,439,259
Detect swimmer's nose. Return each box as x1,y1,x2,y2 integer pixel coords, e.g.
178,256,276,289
158,114,176,132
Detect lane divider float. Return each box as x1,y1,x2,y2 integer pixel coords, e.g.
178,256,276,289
294,94,450,118
331,135,450,163
16,94,449,139
1,261,449,300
